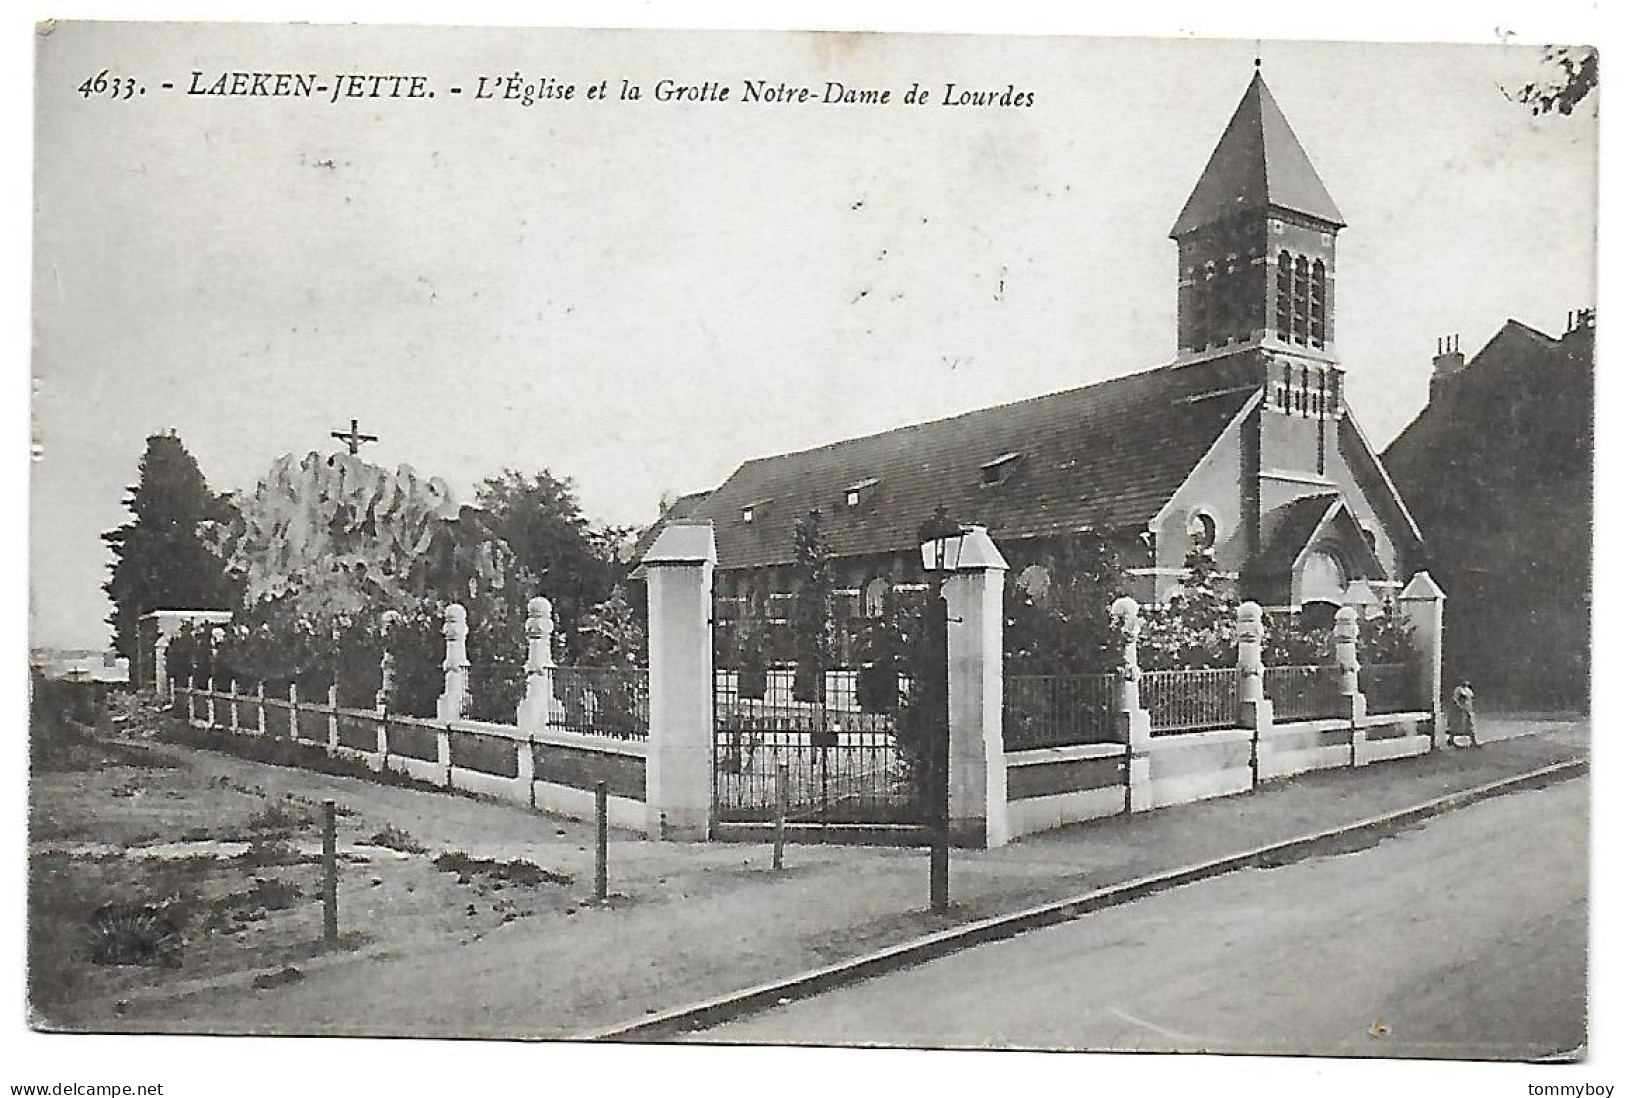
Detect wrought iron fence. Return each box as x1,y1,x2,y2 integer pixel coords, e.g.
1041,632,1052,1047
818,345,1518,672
1264,665,1344,722
548,666,650,740
1361,662,1422,715
1141,668,1241,734
468,661,524,725
711,667,921,824
1003,673,1118,750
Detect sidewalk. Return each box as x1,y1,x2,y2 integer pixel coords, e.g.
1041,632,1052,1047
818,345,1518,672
87,718,1587,1039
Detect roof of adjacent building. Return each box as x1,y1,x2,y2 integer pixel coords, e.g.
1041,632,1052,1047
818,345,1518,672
1170,71,1346,237
648,354,1263,571
629,489,711,564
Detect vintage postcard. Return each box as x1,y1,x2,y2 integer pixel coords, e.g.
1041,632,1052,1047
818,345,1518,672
26,15,1597,1083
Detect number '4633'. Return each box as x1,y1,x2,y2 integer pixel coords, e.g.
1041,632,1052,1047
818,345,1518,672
78,70,143,99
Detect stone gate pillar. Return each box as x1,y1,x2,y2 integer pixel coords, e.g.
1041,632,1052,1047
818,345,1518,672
1398,571,1447,747
641,523,716,841
941,527,1008,849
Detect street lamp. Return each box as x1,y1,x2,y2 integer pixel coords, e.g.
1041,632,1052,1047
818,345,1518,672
918,505,968,576
917,505,966,913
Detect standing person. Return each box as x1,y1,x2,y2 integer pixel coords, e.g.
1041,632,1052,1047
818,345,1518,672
1448,679,1478,747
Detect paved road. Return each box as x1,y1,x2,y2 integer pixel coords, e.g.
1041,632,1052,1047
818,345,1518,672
706,776,1588,1059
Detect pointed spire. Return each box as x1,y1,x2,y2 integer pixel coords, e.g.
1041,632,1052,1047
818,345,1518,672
1170,71,1345,238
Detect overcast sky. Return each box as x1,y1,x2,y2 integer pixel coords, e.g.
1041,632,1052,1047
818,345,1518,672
30,23,1596,649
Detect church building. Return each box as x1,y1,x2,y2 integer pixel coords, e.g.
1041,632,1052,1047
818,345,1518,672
642,71,1425,628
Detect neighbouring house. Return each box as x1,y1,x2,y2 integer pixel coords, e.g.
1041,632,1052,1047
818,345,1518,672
639,71,1425,638
1382,311,1594,710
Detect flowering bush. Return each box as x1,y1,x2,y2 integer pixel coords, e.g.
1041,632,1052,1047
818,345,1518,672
1137,549,1238,670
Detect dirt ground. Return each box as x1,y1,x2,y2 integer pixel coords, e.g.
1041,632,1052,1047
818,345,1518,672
26,693,1589,1039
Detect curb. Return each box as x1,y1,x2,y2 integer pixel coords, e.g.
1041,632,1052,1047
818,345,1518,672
581,756,1586,1041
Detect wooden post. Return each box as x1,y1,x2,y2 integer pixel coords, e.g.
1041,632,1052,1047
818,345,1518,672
594,781,609,903
321,800,338,946
773,762,789,871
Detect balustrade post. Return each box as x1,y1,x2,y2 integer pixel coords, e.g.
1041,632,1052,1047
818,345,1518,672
256,680,267,735
436,603,470,722
186,673,197,723
289,681,299,739
328,682,341,753
228,679,240,732
376,610,399,714
1236,602,1273,787
205,676,217,728
1335,603,1367,722
1112,596,1153,813
1334,605,1369,765
517,597,557,735
153,635,172,701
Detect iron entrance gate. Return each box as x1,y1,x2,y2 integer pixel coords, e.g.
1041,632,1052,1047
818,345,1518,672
712,667,926,825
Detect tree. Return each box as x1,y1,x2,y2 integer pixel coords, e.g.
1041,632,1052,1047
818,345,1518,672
1003,531,1125,676
103,432,240,658
1509,46,1598,116
475,469,630,659
789,509,834,702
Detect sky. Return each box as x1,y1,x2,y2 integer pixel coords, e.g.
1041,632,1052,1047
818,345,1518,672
30,22,1597,650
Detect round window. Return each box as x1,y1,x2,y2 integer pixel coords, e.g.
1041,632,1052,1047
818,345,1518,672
1188,511,1217,550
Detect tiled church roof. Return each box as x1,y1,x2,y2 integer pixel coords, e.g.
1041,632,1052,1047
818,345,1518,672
653,354,1262,571
1169,71,1345,237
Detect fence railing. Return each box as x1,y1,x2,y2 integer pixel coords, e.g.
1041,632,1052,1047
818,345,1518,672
1361,663,1423,715
712,667,903,734
1263,665,1344,722
1004,673,1118,750
547,666,650,740
468,661,524,725
1141,668,1241,734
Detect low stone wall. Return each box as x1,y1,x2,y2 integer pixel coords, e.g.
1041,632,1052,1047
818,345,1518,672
1145,728,1254,809
997,709,1435,841
1004,743,1128,840
173,685,648,834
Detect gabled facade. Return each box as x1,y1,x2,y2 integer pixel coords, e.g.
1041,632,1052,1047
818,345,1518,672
1382,312,1593,708
642,71,1424,622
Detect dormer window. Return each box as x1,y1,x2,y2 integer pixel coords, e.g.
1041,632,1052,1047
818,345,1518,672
844,477,879,509
980,452,1023,487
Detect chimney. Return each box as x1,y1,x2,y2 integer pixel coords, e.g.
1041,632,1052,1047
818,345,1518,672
1430,333,1465,403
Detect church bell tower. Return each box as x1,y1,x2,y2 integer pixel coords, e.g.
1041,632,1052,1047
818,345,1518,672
1170,68,1345,370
